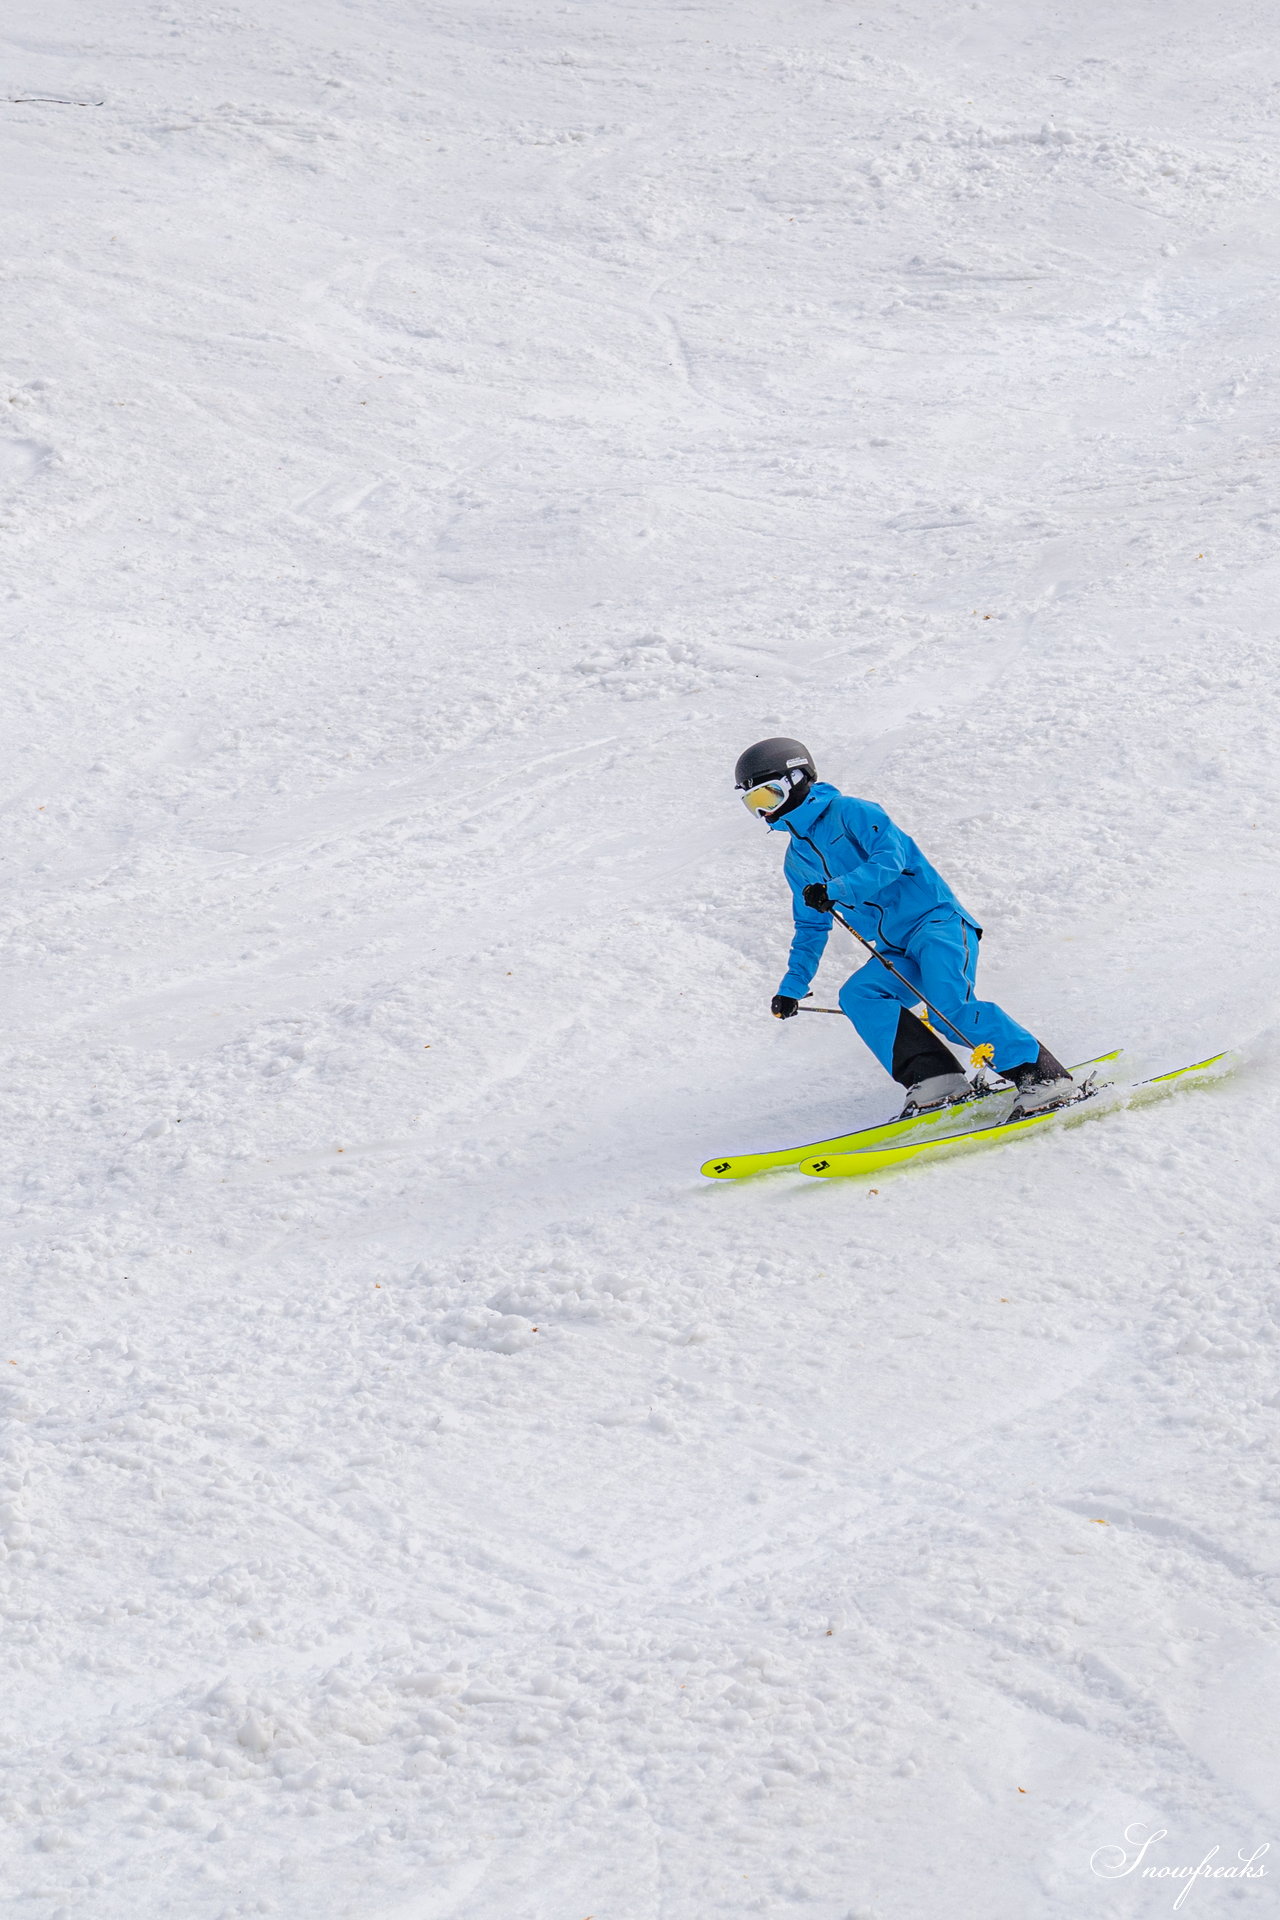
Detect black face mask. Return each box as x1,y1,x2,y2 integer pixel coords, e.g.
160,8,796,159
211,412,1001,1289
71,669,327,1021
766,772,813,820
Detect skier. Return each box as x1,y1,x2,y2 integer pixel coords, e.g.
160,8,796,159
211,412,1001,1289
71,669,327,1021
735,736,1073,1116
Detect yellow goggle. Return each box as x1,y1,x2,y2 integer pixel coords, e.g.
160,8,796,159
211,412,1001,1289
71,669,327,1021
739,777,790,817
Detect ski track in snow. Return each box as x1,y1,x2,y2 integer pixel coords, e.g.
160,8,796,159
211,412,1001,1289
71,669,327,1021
3,0,1280,1914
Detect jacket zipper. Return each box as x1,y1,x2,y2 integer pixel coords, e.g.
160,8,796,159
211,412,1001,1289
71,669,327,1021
787,822,908,956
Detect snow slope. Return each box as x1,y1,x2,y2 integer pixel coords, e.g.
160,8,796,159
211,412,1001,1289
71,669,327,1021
3,0,1280,1913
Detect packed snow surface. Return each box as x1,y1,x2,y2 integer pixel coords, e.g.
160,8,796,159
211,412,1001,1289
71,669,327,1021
3,0,1280,1914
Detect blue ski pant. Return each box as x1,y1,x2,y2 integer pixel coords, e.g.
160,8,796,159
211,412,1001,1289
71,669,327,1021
837,909,1037,1075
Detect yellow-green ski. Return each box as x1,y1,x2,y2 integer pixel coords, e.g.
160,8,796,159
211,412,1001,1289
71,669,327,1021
700,1051,1123,1180
799,1051,1234,1179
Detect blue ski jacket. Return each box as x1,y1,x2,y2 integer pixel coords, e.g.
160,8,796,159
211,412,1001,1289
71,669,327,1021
771,782,976,999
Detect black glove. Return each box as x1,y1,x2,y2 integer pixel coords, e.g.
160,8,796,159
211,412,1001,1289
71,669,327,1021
771,994,799,1019
802,881,833,913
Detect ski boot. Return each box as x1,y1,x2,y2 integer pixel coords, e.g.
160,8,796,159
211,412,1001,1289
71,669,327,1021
892,1009,971,1117
1005,1045,1075,1117
898,1069,971,1117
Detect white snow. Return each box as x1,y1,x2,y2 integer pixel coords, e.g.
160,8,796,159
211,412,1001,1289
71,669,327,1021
3,0,1280,1914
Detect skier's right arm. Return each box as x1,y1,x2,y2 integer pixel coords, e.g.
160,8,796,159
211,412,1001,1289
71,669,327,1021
776,869,831,1002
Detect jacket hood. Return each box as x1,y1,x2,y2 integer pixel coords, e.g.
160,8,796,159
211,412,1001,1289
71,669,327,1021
768,779,840,832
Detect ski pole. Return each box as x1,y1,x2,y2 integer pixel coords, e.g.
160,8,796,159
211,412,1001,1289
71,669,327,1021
825,903,976,1053
798,1005,844,1015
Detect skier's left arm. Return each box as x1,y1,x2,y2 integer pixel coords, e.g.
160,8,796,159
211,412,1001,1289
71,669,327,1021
823,798,911,910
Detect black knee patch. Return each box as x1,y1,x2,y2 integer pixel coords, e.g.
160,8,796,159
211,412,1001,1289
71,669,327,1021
891,1008,960,1088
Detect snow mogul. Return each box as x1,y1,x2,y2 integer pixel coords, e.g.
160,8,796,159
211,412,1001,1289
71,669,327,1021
736,736,1073,1118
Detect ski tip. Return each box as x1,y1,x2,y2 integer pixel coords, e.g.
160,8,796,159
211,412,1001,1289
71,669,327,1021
701,1148,813,1178
701,1154,786,1179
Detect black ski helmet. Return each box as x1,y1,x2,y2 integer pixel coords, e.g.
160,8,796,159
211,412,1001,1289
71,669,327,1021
734,736,816,820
